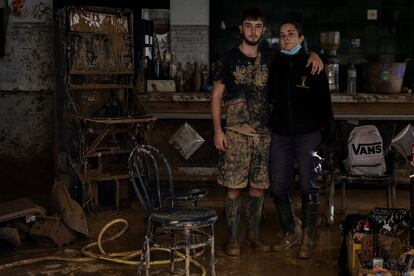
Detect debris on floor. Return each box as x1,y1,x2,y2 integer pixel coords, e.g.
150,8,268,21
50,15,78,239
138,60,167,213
0,181,89,248
0,197,46,246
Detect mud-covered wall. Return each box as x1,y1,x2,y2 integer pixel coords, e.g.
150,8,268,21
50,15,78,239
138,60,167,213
170,0,209,65
0,0,54,196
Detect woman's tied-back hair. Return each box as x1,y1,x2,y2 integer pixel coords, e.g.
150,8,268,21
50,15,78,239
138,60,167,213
279,20,304,37
241,7,265,25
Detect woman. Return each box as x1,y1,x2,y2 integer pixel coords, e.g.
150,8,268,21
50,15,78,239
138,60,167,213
268,21,335,259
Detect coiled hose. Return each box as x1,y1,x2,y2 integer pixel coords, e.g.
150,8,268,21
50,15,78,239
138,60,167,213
0,218,207,275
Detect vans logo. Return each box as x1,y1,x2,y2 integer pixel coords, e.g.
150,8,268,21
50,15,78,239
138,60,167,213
351,142,382,155
345,125,386,175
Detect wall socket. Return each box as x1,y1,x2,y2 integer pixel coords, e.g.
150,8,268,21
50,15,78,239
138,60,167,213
367,9,378,20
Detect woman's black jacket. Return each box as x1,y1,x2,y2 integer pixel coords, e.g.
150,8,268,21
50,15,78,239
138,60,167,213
268,50,335,144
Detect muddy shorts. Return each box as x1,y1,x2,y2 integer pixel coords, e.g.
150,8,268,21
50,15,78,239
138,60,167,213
218,129,271,189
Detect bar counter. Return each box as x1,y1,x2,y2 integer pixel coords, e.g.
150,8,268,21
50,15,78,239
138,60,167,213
137,92,414,181
138,92,414,120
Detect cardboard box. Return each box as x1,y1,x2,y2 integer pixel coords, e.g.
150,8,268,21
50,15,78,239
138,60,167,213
347,232,398,276
347,232,362,273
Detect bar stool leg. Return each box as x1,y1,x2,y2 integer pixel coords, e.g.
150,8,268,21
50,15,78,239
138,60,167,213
169,230,176,273
145,236,150,276
210,224,216,276
185,226,191,276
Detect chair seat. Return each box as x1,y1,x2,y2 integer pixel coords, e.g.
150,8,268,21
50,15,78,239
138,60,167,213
152,207,218,227
335,173,392,184
161,186,207,202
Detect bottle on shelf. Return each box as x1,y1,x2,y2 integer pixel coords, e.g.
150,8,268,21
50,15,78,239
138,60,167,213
201,64,209,91
153,49,161,79
161,51,169,79
193,62,201,92
200,63,208,84
137,58,146,92
347,64,357,94
185,62,194,92
144,56,153,81
169,53,177,80
176,62,184,92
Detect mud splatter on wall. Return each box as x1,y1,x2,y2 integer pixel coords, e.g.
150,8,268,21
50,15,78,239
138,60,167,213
67,10,133,74
69,10,129,34
0,0,54,190
170,0,209,66
1,0,53,90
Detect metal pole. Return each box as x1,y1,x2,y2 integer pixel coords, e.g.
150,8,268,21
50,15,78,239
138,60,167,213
410,168,414,246
185,226,190,276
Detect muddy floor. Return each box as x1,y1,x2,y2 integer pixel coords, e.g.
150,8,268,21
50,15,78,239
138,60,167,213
0,187,410,275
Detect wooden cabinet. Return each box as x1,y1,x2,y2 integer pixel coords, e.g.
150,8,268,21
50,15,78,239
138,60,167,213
56,6,155,209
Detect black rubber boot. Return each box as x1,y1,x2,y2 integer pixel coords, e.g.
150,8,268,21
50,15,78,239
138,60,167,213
272,199,299,251
225,197,241,256
298,194,319,259
246,195,271,252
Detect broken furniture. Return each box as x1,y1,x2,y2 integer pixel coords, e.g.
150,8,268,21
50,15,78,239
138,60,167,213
55,6,156,209
51,181,89,237
0,183,91,248
27,181,90,248
128,145,217,276
0,198,46,246
66,115,155,210
29,216,78,248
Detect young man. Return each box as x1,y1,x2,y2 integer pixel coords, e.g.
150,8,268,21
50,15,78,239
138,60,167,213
211,8,323,256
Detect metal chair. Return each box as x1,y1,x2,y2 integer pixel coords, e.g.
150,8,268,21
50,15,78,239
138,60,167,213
160,183,208,207
128,145,217,276
139,146,208,207
328,123,399,222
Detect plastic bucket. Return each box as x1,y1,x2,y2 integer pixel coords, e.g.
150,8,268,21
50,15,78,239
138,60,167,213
365,63,406,93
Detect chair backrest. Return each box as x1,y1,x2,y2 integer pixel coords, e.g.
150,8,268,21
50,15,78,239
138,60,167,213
128,145,174,216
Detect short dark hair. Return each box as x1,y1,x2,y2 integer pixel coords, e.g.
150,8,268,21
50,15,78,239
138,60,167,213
241,7,265,24
279,20,304,37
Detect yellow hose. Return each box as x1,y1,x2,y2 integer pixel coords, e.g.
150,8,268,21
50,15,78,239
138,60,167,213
0,218,207,275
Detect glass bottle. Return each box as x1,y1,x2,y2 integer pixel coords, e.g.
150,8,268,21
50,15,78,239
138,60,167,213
185,62,193,91
176,63,183,92
347,64,357,94
169,53,177,80
153,49,161,79
201,64,209,90
193,62,201,92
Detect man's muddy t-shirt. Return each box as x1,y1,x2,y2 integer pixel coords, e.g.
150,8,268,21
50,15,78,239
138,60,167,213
214,47,270,135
